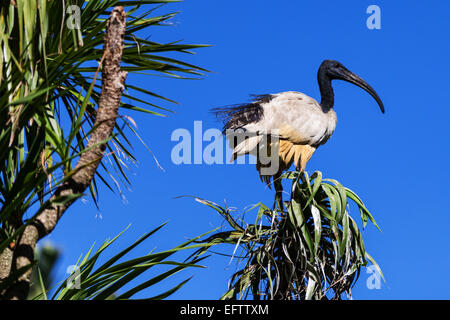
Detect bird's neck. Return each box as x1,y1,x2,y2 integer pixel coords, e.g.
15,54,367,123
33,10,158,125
318,71,334,111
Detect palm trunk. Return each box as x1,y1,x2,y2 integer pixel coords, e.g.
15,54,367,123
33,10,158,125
2,6,127,300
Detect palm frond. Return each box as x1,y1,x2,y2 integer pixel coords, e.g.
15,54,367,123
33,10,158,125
195,171,383,300
0,0,207,240
30,223,215,300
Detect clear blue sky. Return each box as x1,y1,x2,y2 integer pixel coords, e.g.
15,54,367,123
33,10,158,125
46,0,450,299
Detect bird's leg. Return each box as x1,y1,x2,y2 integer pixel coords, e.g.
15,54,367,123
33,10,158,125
299,170,306,184
295,160,307,185
273,173,284,212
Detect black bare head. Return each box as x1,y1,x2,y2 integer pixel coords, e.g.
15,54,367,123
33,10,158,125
318,60,385,113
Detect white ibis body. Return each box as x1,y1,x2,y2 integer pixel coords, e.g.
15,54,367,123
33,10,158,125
215,60,385,185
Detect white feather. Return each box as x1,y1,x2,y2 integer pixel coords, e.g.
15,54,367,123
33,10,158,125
232,135,263,157
243,91,337,147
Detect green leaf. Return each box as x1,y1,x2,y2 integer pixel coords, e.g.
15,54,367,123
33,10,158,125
195,170,382,300
51,224,215,300
346,187,381,231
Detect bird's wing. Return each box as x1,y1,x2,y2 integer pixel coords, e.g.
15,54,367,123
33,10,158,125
213,92,336,164
244,92,336,147
212,94,273,132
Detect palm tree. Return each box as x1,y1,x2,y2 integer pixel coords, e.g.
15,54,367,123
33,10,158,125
195,171,384,300
0,0,208,300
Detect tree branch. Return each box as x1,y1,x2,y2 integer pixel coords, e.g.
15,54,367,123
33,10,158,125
3,6,127,300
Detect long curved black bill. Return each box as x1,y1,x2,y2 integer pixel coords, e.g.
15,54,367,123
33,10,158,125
341,69,385,113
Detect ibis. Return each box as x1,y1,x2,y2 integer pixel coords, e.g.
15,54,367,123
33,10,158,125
214,60,385,187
